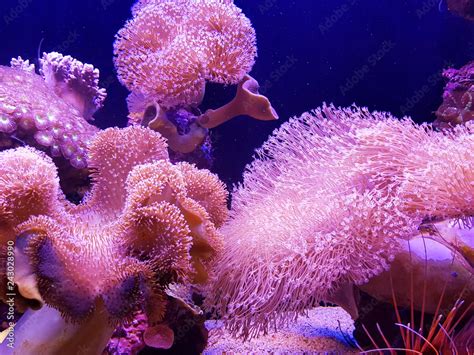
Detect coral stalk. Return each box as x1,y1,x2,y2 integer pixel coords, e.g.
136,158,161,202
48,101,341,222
198,75,279,129
0,303,114,355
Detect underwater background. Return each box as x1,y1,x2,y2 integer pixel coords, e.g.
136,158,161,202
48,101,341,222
1,0,473,188
0,1,473,354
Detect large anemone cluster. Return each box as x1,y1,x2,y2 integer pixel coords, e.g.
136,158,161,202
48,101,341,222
205,104,474,339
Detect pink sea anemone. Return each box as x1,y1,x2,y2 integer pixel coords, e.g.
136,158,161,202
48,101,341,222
114,0,257,108
205,104,474,339
0,126,228,354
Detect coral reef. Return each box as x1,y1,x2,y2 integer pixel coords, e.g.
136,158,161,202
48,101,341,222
0,126,227,354
0,56,104,169
205,104,474,338
435,61,474,128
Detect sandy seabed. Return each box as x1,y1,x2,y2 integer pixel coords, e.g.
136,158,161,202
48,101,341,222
204,307,358,354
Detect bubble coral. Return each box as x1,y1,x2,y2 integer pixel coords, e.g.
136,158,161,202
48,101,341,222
113,0,257,108
0,58,103,169
0,126,227,354
205,104,474,339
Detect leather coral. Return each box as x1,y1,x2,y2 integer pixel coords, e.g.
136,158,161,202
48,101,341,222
0,126,227,354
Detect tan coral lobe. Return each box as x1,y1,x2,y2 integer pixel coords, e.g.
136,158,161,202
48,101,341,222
0,147,60,231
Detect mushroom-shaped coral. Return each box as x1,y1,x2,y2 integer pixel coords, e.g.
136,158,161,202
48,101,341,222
0,126,227,354
205,104,474,339
115,1,277,157
114,0,256,108
0,64,100,169
198,75,279,129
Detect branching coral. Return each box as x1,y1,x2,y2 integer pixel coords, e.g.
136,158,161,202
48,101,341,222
205,104,474,339
114,0,257,108
0,62,101,169
9,57,35,74
0,126,227,354
40,52,107,121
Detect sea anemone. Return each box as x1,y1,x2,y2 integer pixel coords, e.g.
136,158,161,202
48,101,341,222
0,126,227,353
205,104,474,339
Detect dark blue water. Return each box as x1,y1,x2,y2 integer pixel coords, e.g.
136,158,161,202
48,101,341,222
1,0,473,187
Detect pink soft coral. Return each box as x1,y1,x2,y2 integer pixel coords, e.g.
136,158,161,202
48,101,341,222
205,104,474,339
0,126,227,354
435,61,474,128
114,0,257,108
40,52,107,121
